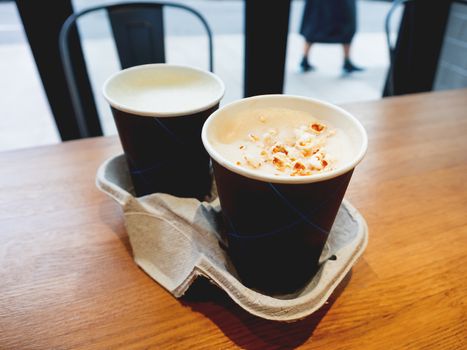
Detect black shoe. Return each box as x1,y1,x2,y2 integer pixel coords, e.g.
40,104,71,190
343,59,364,73
299,57,315,72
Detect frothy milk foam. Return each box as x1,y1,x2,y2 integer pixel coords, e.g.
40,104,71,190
210,107,355,177
104,65,224,116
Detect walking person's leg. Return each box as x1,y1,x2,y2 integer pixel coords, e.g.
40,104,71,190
300,41,315,72
342,43,364,73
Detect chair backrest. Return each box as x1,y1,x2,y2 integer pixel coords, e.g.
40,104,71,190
382,0,452,97
433,1,467,91
383,0,413,97
59,1,214,138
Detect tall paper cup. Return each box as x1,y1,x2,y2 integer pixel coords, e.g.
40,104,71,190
103,64,224,199
202,95,367,294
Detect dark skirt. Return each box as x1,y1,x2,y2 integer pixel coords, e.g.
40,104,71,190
300,0,357,44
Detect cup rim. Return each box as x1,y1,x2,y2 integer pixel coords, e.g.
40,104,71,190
201,94,368,184
102,63,225,118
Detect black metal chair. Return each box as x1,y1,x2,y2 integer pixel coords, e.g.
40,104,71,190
382,0,452,97
383,0,413,97
59,1,214,138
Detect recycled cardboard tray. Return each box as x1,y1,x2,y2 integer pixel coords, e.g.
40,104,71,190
96,154,368,322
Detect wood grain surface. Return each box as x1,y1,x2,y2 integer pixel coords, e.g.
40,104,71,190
1,89,466,349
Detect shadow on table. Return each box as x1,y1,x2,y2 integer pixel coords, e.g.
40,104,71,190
181,270,352,350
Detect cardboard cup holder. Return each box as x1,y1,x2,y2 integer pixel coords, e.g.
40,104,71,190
96,154,368,322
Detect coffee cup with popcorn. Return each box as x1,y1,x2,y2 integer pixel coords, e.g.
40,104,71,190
202,95,367,294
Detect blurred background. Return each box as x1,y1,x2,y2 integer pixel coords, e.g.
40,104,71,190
1,0,465,151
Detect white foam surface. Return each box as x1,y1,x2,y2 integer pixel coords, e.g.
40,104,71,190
203,95,368,184
103,64,224,117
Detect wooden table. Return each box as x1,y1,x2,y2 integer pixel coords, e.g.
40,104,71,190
1,89,466,349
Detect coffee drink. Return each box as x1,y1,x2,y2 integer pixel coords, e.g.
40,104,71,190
202,95,367,294
103,64,224,198
209,107,355,177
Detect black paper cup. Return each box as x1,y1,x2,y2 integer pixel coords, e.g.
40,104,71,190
202,95,367,294
103,64,224,199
